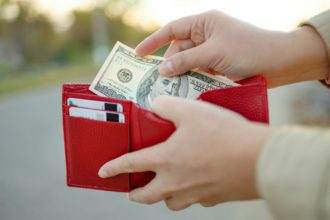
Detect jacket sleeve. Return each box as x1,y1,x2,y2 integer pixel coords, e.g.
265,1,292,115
257,126,330,220
301,9,330,86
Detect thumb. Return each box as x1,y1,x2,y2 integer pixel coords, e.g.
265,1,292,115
159,42,212,76
151,96,196,126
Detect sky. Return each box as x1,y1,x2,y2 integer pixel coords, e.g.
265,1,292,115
33,0,330,31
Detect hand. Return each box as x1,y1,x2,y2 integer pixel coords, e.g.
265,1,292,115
135,10,328,87
98,96,270,211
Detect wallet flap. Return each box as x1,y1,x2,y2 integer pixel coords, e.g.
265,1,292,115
198,75,269,123
129,105,174,189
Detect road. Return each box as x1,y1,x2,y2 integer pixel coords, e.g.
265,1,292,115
0,85,275,220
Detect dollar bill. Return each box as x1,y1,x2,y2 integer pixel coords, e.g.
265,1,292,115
89,41,238,109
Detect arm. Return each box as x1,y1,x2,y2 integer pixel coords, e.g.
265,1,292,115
257,11,330,218
98,10,330,219
135,10,329,87
258,126,330,220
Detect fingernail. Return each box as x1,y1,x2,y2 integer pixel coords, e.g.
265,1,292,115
159,60,174,75
98,169,108,178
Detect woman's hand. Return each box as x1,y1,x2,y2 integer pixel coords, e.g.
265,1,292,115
98,96,270,210
135,10,328,87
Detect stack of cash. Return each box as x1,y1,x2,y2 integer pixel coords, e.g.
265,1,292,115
89,42,237,109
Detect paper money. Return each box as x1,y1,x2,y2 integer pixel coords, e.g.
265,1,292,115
89,41,237,109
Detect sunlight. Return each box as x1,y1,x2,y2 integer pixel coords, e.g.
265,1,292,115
141,0,330,31
32,0,329,31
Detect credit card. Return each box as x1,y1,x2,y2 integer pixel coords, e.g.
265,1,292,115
69,107,125,123
67,98,123,112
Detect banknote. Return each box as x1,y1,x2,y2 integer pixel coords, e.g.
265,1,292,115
89,41,237,109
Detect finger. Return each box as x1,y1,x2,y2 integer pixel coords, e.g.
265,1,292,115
164,39,195,58
98,144,164,178
199,191,227,207
129,178,166,204
151,96,199,126
165,195,195,211
158,42,211,76
135,16,196,56
200,202,218,207
152,95,237,126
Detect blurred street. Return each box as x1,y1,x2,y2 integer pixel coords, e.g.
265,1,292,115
0,1,329,219
0,84,274,220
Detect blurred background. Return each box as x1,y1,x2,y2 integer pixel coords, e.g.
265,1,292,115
0,0,329,220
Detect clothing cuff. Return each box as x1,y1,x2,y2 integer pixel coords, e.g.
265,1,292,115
257,126,330,220
300,10,330,86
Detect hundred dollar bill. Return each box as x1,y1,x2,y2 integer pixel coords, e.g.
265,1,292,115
89,41,238,109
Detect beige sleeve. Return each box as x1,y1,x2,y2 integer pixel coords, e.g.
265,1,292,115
257,126,330,220
301,9,330,86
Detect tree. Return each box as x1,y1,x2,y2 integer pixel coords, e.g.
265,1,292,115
0,0,60,67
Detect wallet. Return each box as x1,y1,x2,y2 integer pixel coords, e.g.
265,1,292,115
62,75,269,192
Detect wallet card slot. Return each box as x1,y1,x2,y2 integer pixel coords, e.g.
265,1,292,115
63,114,130,192
62,103,129,123
63,92,131,114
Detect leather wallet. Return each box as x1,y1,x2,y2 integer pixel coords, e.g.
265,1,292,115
62,75,269,192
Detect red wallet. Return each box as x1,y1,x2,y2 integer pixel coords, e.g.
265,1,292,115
62,75,269,192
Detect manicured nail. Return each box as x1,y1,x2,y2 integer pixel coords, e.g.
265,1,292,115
159,60,174,75
98,169,108,178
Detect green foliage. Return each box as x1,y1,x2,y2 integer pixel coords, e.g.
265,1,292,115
66,5,153,55
0,1,60,65
0,0,156,74
0,0,160,96
0,59,14,78
0,62,97,98
67,10,93,52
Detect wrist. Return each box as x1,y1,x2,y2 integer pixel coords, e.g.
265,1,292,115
236,123,271,199
286,26,328,82
265,26,328,87
249,124,271,198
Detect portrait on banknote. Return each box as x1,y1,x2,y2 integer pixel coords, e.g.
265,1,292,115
136,67,189,108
